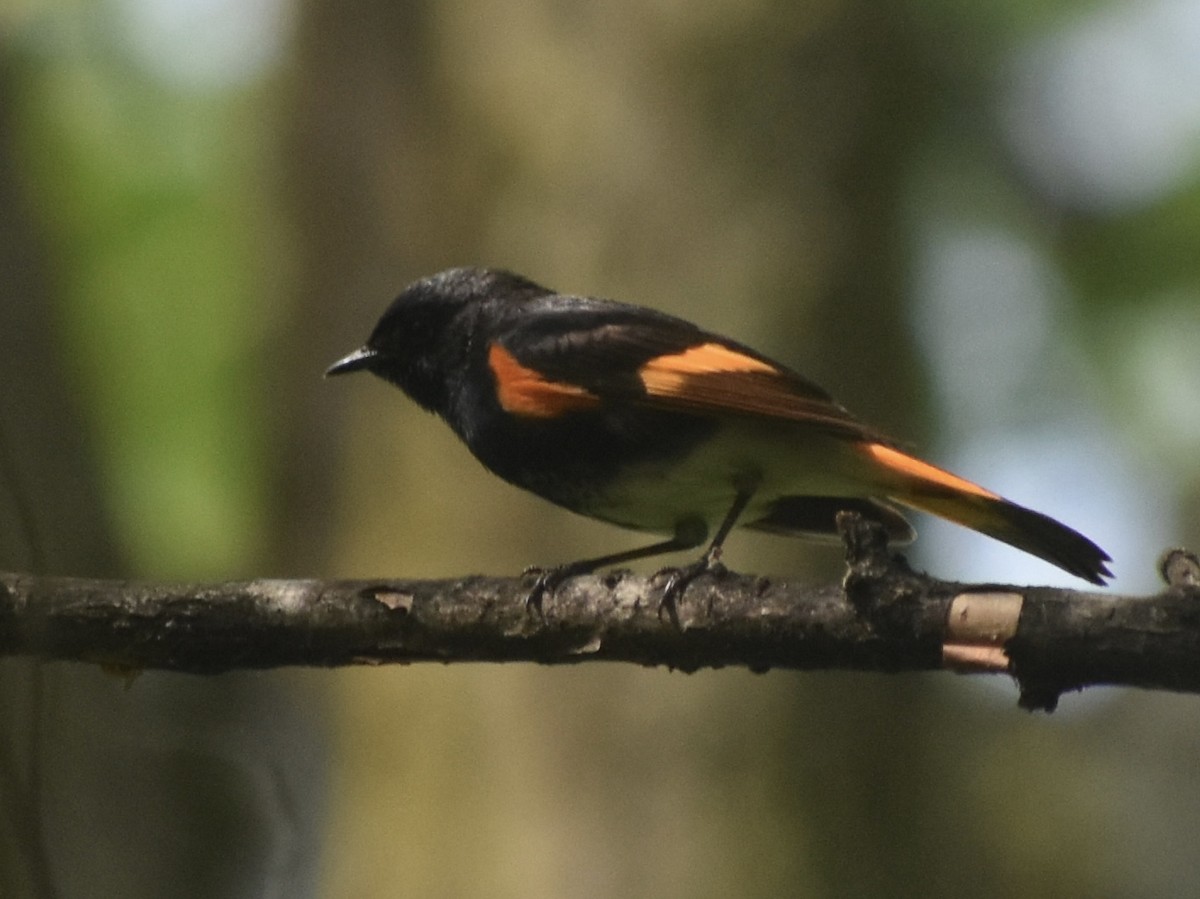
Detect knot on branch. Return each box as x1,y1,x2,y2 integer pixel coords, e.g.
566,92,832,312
1159,548,1200,591
836,511,923,610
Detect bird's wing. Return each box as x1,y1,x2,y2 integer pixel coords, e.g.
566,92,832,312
487,298,890,443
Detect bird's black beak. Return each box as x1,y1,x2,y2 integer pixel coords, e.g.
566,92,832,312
325,346,378,377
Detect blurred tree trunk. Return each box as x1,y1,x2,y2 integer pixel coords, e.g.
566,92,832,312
270,0,491,573
762,8,947,894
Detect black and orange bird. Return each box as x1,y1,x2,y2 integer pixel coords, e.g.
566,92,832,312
327,267,1111,605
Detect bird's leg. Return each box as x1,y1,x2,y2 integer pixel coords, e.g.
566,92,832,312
523,529,706,616
657,481,758,625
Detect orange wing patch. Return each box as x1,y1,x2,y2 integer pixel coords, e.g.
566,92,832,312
635,342,868,434
863,443,1000,500
639,342,776,395
488,344,601,418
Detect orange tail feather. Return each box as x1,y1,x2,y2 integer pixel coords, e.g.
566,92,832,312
863,443,1112,584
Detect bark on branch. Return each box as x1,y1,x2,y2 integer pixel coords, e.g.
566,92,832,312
1,516,1197,712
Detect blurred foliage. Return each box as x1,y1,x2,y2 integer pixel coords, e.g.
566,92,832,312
3,0,1200,897
6,6,280,577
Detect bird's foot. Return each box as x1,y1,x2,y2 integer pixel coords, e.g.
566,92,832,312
654,547,727,627
521,562,592,617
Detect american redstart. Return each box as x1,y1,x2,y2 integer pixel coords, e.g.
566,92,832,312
327,267,1111,606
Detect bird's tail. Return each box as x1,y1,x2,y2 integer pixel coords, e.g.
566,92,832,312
862,443,1112,585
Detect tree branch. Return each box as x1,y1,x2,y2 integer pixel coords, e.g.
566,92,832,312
1,516,1196,712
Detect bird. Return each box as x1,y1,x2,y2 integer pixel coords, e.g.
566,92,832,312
326,266,1111,608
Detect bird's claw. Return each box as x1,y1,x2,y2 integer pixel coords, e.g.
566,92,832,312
522,563,590,617
521,566,556,618
654,552,727,626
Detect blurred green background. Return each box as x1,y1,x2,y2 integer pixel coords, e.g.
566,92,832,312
3,0,1200,897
